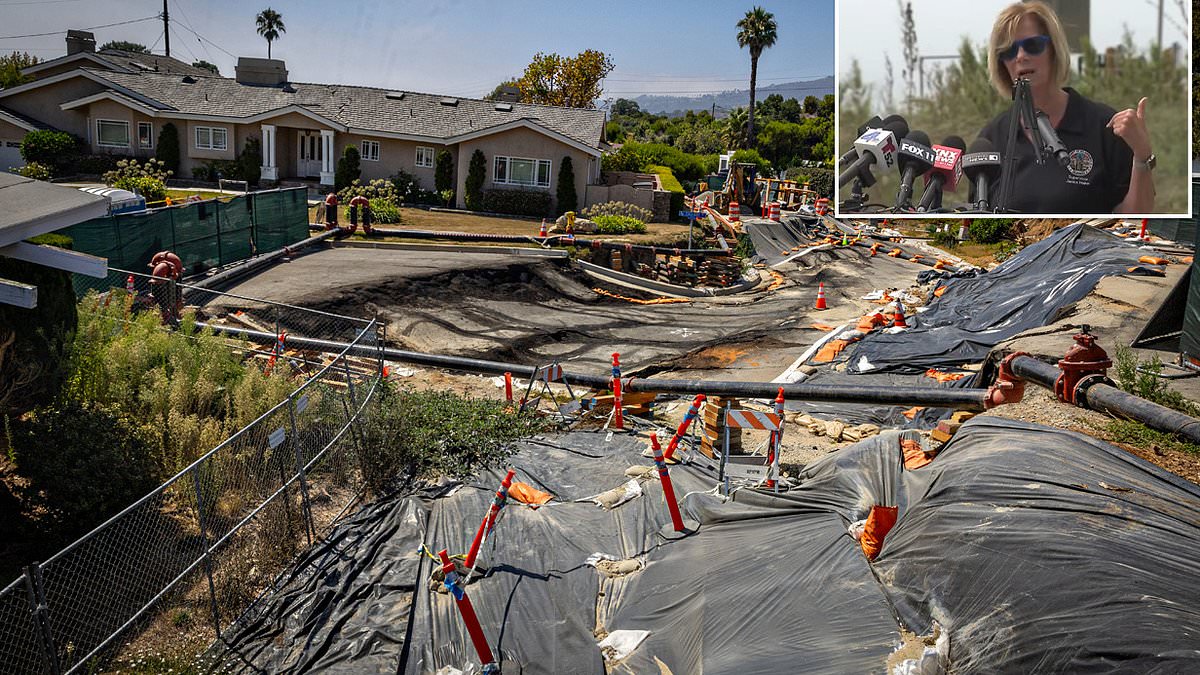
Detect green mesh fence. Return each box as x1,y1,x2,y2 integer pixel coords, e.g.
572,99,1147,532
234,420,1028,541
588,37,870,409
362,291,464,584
62,188,310,296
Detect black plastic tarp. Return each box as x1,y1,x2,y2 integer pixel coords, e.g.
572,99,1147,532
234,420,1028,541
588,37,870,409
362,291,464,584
845,224,1145,374
1183,228,1200,361
209,423,1200,673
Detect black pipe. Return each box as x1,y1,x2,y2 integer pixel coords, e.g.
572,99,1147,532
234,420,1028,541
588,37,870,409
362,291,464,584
1011,355,1200,445
316,225,733,257
195,322,991,410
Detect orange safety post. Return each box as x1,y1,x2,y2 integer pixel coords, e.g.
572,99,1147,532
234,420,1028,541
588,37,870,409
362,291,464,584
611,353,624,430
265,331,287,375
1139,218,1148,240
504,372,513,406
650,433,685,532
437,549,497,669
464,469,516,570
663,394,706,461
766,387,784,489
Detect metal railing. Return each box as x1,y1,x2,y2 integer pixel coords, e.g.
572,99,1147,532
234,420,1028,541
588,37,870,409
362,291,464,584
0,277,385,674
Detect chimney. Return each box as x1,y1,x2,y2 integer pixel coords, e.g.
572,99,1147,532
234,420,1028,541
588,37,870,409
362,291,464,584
496,85,521,103
235,57,288,86
66,30,96,55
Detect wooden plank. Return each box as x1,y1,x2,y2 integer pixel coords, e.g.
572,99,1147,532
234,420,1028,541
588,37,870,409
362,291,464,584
0,277,36,308
0,242,107,278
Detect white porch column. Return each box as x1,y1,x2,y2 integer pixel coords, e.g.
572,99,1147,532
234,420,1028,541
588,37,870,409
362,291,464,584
319,129,335,186
259,124,277,181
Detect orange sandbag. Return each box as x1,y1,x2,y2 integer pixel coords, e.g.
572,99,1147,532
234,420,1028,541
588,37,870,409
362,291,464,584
934,286,948,297
902,438,935,470
1138,256,1169,265
901,406,926,420
924,368,968,383
508,481,553,507
810,323,837,331
887,248,903,257
860,505,898,561
857,312,888,332
813,339,850,363
1181,256,1193,264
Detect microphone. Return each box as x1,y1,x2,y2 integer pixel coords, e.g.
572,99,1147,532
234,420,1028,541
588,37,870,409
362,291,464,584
838,115,882,170
837,117,908,189
961,137,1003,211
1034,109,1069,166
893,130,935,209
917,135,966,212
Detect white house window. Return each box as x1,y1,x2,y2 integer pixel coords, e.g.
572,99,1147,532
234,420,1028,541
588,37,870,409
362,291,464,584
138,122,153,149
493,156,551,188
195,126,228,150
96,119,130,148
361,140,380,162
415,145,434,168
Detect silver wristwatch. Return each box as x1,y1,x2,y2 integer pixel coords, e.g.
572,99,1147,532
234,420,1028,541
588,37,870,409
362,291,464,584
1135,154,1156,171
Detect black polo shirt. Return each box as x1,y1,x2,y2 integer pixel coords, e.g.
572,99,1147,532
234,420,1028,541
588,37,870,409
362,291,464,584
977,87,1132,213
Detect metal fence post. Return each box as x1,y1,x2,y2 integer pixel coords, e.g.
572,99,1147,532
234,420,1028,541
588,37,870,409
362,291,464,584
289,394,316,545
23,563,61,675
191,468,222,636
215,198,224,266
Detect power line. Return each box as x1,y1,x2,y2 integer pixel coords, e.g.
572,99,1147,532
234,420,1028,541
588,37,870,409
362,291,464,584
0,16,160,40
170,25,199,63
605,74,829,83
0,0,89,5
604,84,833,95
170,0,213,63
169,20,236,58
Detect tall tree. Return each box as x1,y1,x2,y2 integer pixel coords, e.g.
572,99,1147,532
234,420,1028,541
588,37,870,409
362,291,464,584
723,107,749,150
255,8,286,59
515,50,615,108
98,41,149,53
0,52,39,89
191,60,220,75
736,6,778,146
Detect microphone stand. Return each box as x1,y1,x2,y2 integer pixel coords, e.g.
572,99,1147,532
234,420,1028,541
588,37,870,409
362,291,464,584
999,77,1064,212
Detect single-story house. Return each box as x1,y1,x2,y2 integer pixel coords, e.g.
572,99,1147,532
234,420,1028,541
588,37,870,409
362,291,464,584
0,31,606,212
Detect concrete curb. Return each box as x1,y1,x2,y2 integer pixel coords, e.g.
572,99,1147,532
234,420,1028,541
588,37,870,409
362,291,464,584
576,260,760,298
330,239,569,258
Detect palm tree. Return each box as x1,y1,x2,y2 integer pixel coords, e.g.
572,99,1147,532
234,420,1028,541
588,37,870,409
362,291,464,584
722,107,749,150
736,6,778,146
255,8,286,59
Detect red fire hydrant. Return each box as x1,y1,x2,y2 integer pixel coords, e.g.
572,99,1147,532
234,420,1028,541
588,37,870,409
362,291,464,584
1055,326,1113,406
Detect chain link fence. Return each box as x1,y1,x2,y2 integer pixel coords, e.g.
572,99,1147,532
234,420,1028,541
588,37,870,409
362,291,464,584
61,188,310,300
0,273,384,674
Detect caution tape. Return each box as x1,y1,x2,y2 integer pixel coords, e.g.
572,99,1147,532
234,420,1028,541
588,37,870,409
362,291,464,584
591,288,692,304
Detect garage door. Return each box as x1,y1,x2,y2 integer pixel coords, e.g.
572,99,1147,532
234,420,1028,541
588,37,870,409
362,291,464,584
0,138,24,172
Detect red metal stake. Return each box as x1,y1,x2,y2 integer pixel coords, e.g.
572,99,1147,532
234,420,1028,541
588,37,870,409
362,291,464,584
438,548,496,668
464,469,516,570
611,353,624,430
1139,218,1148,240
504,372,513,405
650,433,686,532
766,387,784,489
663,394,706,461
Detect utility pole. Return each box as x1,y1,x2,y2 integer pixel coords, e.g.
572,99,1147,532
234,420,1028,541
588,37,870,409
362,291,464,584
163,0,170,57
1156,0,1163,50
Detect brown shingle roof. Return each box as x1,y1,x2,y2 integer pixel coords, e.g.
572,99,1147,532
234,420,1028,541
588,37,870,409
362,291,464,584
92,70,605,149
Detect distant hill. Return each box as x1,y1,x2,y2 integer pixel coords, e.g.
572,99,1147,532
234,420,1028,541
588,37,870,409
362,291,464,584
629,77,833,117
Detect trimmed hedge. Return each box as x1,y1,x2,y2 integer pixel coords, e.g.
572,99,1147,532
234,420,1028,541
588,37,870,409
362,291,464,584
482,188,552,217
648,165,685,221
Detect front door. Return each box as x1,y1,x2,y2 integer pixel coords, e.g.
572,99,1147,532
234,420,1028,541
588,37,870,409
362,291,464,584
297,131,323,179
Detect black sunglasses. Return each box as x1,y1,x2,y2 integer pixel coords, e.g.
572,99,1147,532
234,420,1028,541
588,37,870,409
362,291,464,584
999,34,1051,61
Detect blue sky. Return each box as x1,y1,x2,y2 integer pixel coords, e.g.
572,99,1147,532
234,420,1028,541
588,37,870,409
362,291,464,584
0,0,834,106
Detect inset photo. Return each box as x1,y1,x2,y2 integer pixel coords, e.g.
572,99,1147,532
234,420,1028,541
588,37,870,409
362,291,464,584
835,0,1191,217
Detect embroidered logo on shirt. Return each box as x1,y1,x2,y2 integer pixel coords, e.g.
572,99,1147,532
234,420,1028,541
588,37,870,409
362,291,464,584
1065,149,1094,182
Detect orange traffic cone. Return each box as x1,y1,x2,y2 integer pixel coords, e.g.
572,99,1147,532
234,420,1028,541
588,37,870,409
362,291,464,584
539,219,548,237
892,304,908,328
815,281,828,310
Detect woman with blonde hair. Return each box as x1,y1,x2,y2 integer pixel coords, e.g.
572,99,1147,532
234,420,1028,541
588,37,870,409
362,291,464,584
976,1,1154,213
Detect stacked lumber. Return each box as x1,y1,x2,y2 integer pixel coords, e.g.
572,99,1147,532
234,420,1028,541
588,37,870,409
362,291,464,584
700,396,742,458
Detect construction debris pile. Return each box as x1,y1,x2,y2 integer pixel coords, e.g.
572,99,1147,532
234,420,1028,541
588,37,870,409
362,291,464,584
208,420,1200,673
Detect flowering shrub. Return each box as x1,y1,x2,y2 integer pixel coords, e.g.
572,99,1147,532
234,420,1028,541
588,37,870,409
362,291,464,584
592,214,646,234
581,201,652,222
102,157,172,185
338,178,400,205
